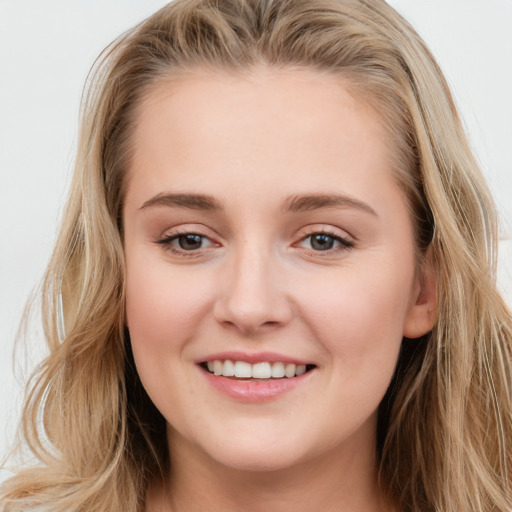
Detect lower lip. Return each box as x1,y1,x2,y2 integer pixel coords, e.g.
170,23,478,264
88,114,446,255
200,367,314,402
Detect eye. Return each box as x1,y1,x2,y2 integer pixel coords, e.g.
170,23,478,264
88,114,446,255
299,231,353,252
173,233,209,250
157,232,215,253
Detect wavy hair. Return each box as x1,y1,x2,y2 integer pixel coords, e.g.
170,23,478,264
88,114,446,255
2,0,511,510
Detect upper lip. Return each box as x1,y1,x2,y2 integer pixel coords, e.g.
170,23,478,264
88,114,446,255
196,351,314,366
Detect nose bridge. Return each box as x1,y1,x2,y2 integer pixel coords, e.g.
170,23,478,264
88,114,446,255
214,236,291,333
234,239,271,302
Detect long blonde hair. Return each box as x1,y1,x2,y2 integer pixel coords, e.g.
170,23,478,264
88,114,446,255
2,0,511,510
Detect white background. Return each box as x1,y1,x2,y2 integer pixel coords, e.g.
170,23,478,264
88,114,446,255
1,0,511,480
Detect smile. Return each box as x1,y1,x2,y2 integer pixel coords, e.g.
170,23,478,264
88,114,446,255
202,360,316,379
198,354,317,402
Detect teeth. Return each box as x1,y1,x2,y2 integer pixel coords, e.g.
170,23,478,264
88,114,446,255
223,359,235,376
234,361,252,378
206,360,312,379
213,360,223,376
252,362,272,379
284,363,296,378
271,362,285,378
296,364,306,376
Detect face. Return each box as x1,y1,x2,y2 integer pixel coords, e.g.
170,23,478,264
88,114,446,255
123,67,434,474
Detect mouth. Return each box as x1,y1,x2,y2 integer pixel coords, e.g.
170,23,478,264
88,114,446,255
199,360,317,380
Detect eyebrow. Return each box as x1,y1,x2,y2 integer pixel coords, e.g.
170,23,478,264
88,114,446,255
140,193,223,211
139,191,377,217
281,193,378,216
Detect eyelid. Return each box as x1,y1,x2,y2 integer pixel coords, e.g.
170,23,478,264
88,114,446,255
294,225,355,254
154,225,221,257
297,224,353,241
165,232,213,247
157,223,220,242
153,224,354,257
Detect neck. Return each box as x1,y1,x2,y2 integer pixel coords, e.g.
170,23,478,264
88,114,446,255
146,422,393,512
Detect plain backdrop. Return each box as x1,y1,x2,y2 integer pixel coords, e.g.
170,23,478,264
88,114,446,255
1,0,511,481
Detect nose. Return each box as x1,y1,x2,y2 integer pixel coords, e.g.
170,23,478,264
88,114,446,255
213,242,293,335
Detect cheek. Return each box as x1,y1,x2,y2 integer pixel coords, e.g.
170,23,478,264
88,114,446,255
304,265,411,332
125,254,215,355
295,259,414,376
124,256,218,422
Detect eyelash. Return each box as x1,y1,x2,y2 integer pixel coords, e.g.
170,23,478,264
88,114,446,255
155,229,354,256
298,229,354,254
156,230,214,257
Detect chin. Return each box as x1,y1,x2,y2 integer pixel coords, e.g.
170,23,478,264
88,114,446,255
197,427,315,473
209,446,306,473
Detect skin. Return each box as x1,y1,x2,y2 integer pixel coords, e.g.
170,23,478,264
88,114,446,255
123,67,437,512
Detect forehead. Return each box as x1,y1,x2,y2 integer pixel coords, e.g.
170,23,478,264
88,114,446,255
127,67,396,194
136,66,387,138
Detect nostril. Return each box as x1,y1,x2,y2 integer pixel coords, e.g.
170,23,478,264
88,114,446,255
217,318,283,336
260,320,281,330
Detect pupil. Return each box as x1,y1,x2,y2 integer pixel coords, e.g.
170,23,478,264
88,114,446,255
179,234,203,250
311,234,334,251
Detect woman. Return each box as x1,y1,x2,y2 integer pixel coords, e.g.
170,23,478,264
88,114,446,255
1,0,511,510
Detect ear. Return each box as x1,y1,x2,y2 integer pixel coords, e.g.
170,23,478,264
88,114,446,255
403,253,438,339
